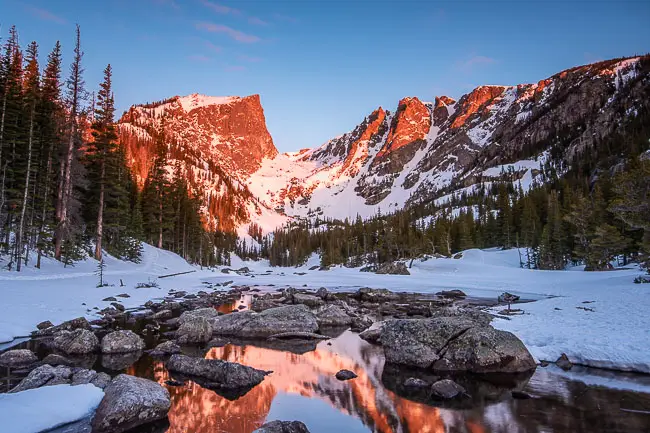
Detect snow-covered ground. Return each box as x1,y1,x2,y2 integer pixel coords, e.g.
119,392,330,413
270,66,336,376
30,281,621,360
1,245,649,374
0,384,104,433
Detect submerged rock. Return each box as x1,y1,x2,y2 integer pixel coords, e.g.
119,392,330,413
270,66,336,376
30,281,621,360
430,379,466,399
91,374,171,433
253,420,310,433
0,349,38,368
166,354,268,397
178,307,219,324
335,369,357,381
101,330,145,354
53,329,99,354
101,351,143,371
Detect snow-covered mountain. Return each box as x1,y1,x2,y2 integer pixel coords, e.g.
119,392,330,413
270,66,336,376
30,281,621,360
117,56,649,232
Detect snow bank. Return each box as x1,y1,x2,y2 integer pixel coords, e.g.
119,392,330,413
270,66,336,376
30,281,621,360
0,384,104,433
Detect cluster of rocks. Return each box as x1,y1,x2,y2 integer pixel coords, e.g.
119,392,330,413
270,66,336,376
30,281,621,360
0,283,542,431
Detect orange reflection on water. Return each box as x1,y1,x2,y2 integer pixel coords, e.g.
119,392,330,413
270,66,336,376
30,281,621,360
149,331,451,433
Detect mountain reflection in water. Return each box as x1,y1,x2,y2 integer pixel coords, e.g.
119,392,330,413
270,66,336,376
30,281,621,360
127,331,650,433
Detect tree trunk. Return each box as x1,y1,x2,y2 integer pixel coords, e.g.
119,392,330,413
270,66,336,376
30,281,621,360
16,104,35,272
95,155,105,261
158,193,163,249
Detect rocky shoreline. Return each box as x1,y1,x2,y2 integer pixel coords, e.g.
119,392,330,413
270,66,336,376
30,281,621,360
0,284,542,432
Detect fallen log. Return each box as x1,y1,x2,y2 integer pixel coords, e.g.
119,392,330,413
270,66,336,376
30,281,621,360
267,332,331,340
159,270,197,279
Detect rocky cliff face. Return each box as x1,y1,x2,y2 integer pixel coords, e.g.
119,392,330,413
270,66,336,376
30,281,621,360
117,94,279,232
118,56,650,233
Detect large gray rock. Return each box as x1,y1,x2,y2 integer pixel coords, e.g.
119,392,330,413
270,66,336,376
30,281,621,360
32,317,91,337
212,305,318,338
178,307,219,324
315,304,352,327
71,369,112,389
101,330,145,354
0,349,38,367
166,354,267,392
176,316,213,344
253,420,310,433
380,317,536,374
375,262,410,275
380,317,474,368
91,374,171,433
432,327,537,374
53,329,100,354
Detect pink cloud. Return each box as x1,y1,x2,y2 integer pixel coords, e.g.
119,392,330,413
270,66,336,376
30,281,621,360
26,6,66,24
205,41,222,53
201,0,241,15
196,22,260,43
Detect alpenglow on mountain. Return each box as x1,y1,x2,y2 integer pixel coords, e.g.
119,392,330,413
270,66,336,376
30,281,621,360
117,56,649,235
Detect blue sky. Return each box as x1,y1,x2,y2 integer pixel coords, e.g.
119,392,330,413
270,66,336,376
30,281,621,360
2,0,649,152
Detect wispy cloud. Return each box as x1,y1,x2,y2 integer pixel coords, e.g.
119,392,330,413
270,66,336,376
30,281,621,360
26,6,66,24
248,16,269,26
225,65,246,72
196,22,260,43
205,41,222,53
272,13,298,23
201,0,241,15
456,55,497,73
238,54,262,63
188,54,211,62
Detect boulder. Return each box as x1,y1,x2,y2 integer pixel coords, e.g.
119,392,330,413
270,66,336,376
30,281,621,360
36,320,53,330
71,369,111,389
432,327,537,374
166,354,267,394
436,290,467,299
292,293,324,308
315,304,352,327
41,354,74,367
151,310,173,320
380,317,536,374
101,330,145,354
356,287,399,303
0,349,38,368
253,420,310,433
178,307,219,324
33,317,91,337
149,340,182,357
91,374,171,433
430,379,466,399
359,327,383,344
335,369,357,381
251,298,281,312
53,329,99,354
176,316,213,344
375,262,410,275
9,365,73,393
556,353,573,371
316,287,329,300
350,315,373,332
212,305,318,339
